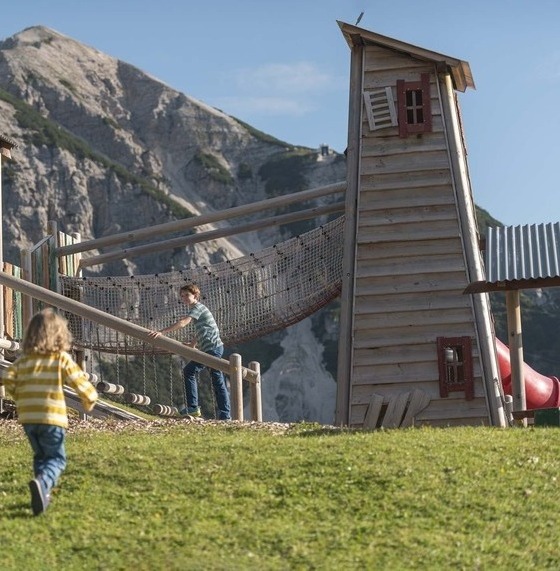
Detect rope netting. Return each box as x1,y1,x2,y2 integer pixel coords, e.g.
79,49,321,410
60,216,344,354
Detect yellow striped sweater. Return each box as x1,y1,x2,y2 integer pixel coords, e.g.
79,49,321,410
2,351,98,428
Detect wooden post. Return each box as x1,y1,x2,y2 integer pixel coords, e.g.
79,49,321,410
0,154,4,407
0,136,16,411
248,361,262,422
0,153,4,345
229,353,243,421
20,249,34,327
506,290,526,425
72,232,82,277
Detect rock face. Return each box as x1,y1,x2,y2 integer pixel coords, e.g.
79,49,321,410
0,25,345,423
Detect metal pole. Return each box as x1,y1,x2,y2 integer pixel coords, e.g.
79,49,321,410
78,202,344,269
57,181,346,257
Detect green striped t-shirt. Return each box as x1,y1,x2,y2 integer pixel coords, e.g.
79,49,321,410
186,302,223,352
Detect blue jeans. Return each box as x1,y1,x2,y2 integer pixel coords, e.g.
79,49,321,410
183,344,231,420
23,424,67,495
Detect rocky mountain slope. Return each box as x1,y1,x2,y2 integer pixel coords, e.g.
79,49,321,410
0,25,344,423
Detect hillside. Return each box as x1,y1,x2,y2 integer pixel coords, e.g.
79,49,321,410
1,25,560,425
1,418,560,569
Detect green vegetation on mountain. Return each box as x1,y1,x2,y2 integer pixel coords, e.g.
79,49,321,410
193,151,234,185
0,87,194,220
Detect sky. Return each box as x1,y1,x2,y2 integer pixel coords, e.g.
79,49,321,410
1,0,559,227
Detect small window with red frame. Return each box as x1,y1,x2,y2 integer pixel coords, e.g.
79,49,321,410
397,73,432,138
436,336,474,400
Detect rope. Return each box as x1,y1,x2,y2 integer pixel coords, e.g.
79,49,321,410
60,216,344,354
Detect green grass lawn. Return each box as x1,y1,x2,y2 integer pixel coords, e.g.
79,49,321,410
1,419,559,570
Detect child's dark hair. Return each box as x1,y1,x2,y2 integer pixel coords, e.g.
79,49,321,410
22,308,72,354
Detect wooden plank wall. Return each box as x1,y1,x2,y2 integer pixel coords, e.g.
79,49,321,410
0,230,82,343
2,262,23,341
350,46,488,427
57,231,81,278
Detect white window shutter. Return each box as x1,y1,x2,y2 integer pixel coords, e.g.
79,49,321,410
363,87,397,131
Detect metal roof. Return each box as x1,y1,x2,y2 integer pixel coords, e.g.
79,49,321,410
465,223,560,293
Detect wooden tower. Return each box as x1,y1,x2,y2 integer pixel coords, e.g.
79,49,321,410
335,22,506,428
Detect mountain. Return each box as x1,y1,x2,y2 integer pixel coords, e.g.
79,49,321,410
1,26,560,422
0,25,344,423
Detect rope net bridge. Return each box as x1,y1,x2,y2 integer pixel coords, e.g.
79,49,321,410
59,216,344,355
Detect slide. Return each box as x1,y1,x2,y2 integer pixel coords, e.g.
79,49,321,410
495,338,560,409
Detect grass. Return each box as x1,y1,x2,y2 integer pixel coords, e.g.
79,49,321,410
1,420,560,570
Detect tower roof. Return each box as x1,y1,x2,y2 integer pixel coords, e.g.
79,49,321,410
338,21,475,92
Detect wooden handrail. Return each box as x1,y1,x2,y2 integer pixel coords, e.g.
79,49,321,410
0,271,259,384
56,181,346,257
79,202,344,269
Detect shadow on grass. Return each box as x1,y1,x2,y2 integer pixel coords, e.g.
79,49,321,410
1,501,34,519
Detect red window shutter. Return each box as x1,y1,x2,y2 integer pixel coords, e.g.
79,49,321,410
397,73,432,138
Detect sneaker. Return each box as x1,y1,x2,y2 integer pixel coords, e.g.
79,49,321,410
179,406,201,418
29,479,48,516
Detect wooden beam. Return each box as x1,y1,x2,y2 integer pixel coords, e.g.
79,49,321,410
78,202,344,269
335,41,363,426
57,181,346,257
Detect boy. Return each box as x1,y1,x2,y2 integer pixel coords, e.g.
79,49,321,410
149,283,231,420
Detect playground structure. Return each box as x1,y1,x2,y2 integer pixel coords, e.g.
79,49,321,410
0,180,345,421
2,21,560,427
495,338,560,410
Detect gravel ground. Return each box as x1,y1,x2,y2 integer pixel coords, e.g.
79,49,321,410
0,414,297,439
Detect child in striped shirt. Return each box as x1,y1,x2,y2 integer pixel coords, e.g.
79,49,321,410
1,308,98,515
149,283,231,420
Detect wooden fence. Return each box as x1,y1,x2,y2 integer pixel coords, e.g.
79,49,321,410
2,223,82,338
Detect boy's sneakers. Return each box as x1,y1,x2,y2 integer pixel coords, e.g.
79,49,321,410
179,406,201,418
29,478,49,516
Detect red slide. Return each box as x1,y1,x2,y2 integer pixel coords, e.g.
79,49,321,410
495,338,560,409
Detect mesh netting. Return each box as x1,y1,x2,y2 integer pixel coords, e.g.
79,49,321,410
60,216,344,354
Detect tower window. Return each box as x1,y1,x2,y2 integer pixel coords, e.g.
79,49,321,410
397,73,432,138
437,336,474,400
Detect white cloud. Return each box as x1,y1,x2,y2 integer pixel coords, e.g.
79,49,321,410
213,95,313,117
210,61,345,120
231,62,336,94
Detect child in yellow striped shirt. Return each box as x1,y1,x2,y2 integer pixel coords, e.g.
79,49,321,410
1,308,98,515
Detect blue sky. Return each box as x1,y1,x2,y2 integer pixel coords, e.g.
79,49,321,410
2,0,559,227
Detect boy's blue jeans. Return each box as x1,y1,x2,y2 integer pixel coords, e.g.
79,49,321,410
23,424,67,495
183,344,231,420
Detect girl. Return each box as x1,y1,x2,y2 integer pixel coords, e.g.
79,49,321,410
2,308,98,515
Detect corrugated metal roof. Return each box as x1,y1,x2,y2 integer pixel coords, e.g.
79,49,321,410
486,223,560,283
